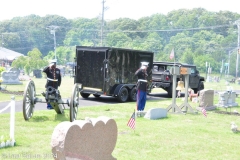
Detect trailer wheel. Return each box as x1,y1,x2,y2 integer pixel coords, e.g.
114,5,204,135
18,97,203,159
129,87,137,101
117,87,129,102
80,93,90,98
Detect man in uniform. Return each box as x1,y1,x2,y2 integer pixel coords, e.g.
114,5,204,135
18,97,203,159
135,62,149,114
43,60,61,109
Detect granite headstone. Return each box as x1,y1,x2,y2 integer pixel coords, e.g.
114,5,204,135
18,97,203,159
1,68,22,84
51,116,118,160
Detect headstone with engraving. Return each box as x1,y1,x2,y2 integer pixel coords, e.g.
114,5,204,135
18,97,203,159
1,68,22,84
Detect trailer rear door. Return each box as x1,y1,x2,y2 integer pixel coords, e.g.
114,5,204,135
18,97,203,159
75,47,108,92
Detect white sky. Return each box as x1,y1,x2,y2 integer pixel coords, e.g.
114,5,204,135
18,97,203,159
0,0,239,21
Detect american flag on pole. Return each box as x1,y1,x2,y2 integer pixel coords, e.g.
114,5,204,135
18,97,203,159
127,112,135,129
170,48,174,60
201,107,207,117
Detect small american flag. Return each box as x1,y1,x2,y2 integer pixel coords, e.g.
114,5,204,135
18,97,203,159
170,48,174,60
201,107,207,117
127,112,135,129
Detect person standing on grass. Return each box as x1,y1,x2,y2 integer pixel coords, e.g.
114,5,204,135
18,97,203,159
43,59,61,109
135,62,149,113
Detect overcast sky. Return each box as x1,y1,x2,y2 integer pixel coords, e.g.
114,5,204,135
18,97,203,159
0,0,239,21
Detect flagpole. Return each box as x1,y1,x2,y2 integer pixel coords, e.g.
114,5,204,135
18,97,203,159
167,48,183,114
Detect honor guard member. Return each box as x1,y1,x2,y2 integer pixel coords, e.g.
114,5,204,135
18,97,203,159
135,62,149,112
43,60,62,109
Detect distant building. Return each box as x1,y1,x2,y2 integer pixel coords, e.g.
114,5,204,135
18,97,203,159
0,47,24,67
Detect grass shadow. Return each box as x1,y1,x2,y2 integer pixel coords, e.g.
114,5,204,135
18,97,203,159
31,115,50,122
54,112,70,121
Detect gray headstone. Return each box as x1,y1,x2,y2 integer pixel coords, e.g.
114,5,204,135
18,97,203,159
198,89,216,111
144,108,167,120
1,68,22,84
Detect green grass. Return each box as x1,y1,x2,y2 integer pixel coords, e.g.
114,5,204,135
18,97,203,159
1,77,240,159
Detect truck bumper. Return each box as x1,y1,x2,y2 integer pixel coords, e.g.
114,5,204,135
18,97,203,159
152,82,170,88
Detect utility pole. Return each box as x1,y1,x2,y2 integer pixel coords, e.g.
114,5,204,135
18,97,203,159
1,34,3,47
101,0,108,46
234,19,240,78
228,48,237,77
46,25,59,61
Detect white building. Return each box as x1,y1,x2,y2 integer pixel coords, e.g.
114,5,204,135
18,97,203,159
0,47,24,67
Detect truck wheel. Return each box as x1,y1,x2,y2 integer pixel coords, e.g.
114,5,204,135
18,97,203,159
93,94,101,98
129,87,137,101
167,85,177,98
80,93,90,98
117,87,129,102
194,81,204,93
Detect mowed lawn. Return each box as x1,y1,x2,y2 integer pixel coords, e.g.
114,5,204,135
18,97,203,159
0,76,240,159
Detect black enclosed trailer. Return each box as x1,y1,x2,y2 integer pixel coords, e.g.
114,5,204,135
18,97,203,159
74,46,154,102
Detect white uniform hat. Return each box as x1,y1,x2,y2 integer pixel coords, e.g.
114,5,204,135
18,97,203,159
141,62,149,66
50,59,57,65
140,62,149,69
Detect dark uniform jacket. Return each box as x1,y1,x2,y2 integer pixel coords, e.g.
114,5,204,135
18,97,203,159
135,68,148,91
43,66,61,89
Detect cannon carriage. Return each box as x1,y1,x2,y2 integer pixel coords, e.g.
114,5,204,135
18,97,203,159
22,79,79,122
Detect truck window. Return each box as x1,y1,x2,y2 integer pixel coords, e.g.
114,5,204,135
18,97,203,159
191,68,196,74
153,65,158,71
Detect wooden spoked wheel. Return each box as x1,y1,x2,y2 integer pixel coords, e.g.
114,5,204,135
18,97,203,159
23,80,36,120
70,84,79,122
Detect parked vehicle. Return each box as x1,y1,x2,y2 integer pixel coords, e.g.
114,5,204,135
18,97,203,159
75,46,154,102
151,61,205,97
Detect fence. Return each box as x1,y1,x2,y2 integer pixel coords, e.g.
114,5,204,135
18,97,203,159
0,96,15,148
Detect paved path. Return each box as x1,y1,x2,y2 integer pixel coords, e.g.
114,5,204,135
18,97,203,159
0,93,167,114
1,90,239,114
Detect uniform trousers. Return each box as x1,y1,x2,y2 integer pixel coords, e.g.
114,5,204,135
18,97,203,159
137,90,147,111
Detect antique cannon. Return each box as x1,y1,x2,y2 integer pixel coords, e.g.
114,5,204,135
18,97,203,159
22,80,79,122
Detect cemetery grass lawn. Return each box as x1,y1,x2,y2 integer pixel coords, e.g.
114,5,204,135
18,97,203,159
1,78,240,159
0,99,240,159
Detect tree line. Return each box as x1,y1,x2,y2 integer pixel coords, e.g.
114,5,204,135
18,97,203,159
1,8,240,76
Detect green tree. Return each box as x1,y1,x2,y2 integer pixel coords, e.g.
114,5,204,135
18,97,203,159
180,48,194,64
105,32,132,47
0,67,6,76
44,46,74,65
11,56,27,70
12,48,47,75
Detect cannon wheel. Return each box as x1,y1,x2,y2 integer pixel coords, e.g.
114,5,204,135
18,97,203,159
70,84,79,122
23,80,36,120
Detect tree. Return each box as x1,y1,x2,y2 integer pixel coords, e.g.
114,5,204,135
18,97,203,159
43,46,74,65
0,67,6,75
11,56,27,70
180,48,194,64
11,48,47,75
